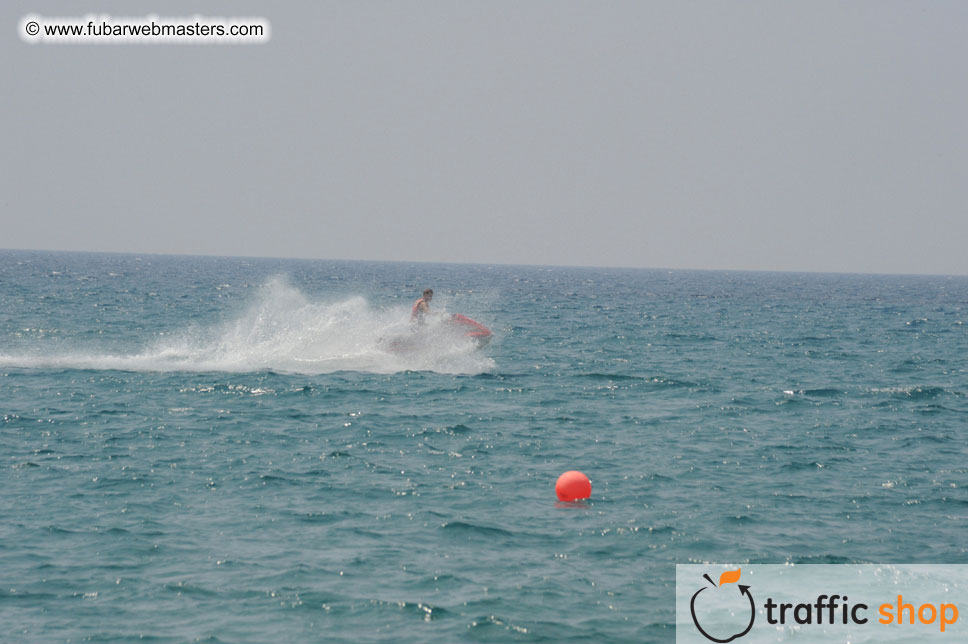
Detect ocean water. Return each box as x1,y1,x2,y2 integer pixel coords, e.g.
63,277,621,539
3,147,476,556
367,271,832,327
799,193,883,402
1,250,966,643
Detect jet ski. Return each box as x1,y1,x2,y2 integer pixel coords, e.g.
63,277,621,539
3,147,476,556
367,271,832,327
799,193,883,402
381,314,492,353
448,314,493,347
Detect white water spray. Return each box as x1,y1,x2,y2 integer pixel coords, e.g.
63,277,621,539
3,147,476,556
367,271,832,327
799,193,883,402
0,278,495,375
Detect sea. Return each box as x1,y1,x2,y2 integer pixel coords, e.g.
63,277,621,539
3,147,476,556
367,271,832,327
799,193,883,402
1,249,966,643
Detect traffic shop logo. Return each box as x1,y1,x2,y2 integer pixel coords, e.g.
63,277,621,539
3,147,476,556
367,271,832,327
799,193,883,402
689,569,755,643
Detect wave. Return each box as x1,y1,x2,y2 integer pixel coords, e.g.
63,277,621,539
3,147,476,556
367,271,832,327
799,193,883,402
439,521,515,538
868,385,958,399
0,278,494,375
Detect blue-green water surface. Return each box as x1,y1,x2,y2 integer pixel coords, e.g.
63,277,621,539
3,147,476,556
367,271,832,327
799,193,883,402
1,250,966,642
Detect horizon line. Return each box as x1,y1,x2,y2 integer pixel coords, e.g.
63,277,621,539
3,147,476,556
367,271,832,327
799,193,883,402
1,245,965,280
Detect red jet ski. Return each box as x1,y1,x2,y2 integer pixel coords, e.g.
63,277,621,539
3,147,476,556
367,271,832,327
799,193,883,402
448,314,493,347
382,314,492,353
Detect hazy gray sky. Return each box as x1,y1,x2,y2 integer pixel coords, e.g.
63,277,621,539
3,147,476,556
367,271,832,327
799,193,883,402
3,1,966,274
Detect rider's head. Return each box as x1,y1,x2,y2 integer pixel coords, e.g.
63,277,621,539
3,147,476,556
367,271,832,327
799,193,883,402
423,289,433,300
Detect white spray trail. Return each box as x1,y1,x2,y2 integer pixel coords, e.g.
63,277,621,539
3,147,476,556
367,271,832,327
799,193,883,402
0,278,495,375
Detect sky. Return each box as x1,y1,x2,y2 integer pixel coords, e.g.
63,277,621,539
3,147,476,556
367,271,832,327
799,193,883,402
2,1,966,275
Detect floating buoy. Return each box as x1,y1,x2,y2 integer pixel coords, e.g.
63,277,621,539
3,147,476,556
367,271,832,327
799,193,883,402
555,470,591,501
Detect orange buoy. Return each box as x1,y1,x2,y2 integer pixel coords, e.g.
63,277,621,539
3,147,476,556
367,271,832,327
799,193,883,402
555,470,591,501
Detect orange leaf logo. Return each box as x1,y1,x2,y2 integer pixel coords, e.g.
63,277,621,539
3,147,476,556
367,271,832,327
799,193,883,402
719,568,741,586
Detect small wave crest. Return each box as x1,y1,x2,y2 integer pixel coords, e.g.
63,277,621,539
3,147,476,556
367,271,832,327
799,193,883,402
0,278,495,375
